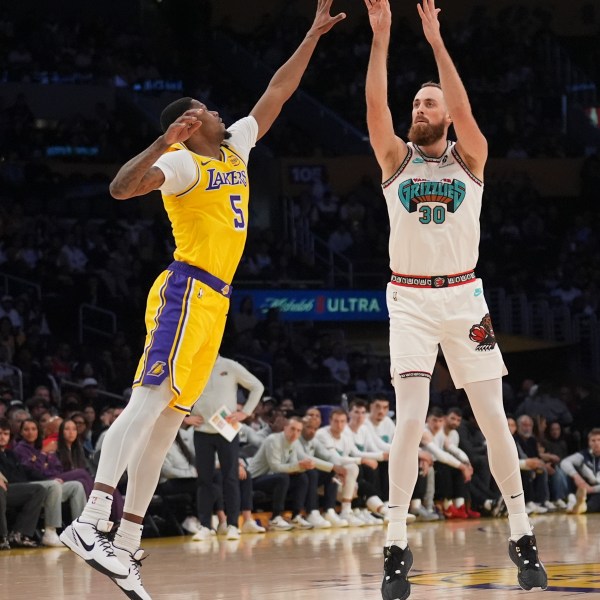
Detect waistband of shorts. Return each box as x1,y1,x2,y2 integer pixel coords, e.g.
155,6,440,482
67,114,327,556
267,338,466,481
167,261,232,298
390,269,476,289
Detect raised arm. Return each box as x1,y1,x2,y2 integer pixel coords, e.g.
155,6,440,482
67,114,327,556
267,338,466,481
364,0,407,180
109,109,203,200
418,0,487,177
250,0,345,141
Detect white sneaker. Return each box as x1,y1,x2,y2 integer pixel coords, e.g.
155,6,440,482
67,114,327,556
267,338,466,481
565,493,577,513
525,502,548,514
291,515,314,530
354,508,379,526
181,516,201,534
216,522,228,536
41,529,63,547
324,509,348,528
191,526,216,541
543,501,558,512
340,511,365,527
59,519,128,578
406,513,417,523
225,525,241,540
111,546,152,600
554,498,567,511
411,505,440,521
241,520,266,534
307,512,332,529
268,515,294,531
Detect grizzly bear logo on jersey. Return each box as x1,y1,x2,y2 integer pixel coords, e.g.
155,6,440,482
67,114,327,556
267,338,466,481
468,313,497,351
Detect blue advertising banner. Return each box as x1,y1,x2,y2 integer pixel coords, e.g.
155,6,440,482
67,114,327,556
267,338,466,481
232,290,388,321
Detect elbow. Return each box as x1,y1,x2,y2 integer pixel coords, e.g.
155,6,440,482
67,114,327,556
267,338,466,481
109,181,129,200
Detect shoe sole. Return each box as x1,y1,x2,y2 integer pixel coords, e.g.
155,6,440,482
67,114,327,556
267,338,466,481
110,577,148,600
60,528,128,579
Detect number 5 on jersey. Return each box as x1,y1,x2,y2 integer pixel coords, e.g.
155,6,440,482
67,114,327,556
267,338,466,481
229,195,246,230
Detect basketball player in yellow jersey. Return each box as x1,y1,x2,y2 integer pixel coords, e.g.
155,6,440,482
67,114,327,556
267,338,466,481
59,2,346,598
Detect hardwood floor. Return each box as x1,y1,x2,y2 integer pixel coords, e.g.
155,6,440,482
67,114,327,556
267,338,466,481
1,513,599,599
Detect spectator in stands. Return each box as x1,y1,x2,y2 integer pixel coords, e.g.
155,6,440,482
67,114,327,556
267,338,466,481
424,407,477,519
1,417,85,546
299,415,353,528
315,408,389,525
6,406,29,442
458,407,504,516
322,343,351,387
248,416,319,531
560,428,600,514
513,415,552,514
158,427,202,535
0,418,46,549
515,381,573,427
0,295,22,329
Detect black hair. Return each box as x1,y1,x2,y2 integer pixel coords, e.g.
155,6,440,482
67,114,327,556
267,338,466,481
160,97,195,133
427,406,444,418
57,418,87,470
446,406,463,417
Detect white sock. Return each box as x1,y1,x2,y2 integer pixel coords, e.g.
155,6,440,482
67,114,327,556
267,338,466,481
483,499,493,512
454,497,465,509
310,510,321,517
341,501,352,514
114,519,144,554
508,513,533,541
385,505,409,548
80,490,113,524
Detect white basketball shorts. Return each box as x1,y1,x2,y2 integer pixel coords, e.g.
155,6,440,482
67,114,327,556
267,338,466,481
386,278,507,389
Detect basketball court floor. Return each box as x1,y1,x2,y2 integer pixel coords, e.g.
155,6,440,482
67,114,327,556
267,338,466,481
2,514,599,599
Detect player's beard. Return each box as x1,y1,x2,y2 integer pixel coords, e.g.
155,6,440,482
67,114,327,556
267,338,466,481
223,130,232,140
407,120,446,146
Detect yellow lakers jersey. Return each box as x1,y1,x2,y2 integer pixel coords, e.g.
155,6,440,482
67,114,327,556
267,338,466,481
161,142,249,284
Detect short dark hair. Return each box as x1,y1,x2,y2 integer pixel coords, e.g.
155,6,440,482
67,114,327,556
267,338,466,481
349,398,368,411
160,97,195,133
427,406,444,418
447,407,463,418
330,408,348,419
420,81,442,90
0,417,9,432
588,428,600,439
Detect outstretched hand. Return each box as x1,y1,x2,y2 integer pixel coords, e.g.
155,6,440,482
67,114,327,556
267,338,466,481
309,0,346,36
163,109,203,145
417,0,443,48
364,0,392,34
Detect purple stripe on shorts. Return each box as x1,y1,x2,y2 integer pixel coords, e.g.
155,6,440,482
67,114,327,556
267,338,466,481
140,273,190,387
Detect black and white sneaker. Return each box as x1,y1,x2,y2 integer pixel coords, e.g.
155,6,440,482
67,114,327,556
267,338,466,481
111,546,152,600
381,545,413,600
508,534,548,591
60,518,129,579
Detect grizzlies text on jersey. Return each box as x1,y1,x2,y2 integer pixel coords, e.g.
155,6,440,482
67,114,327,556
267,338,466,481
382,141,483,276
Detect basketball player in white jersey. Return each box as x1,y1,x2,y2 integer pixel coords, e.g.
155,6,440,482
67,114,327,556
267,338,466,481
363,1,547,598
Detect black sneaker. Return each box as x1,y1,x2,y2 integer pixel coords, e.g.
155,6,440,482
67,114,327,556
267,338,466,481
508,534,548,590
381,545,413,600
8,531,37,548
0,536,10,550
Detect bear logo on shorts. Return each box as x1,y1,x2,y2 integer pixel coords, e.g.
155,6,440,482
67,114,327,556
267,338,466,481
468,313,497,351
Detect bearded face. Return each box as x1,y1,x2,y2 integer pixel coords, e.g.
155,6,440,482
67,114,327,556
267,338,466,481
407,119,446,146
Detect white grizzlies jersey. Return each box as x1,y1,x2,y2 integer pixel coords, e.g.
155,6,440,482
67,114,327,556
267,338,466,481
382,141,483,275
